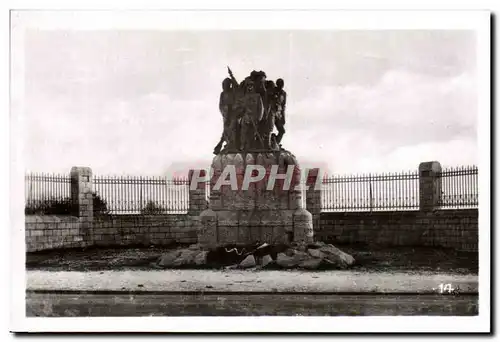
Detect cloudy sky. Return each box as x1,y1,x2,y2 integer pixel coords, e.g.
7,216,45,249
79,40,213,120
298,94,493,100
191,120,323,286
21,29,477,176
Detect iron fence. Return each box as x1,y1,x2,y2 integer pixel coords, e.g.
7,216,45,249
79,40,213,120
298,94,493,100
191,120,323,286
321,171,420,212
93,175,190,214
25,173,71,214
24,164,479,215
438,165,478,208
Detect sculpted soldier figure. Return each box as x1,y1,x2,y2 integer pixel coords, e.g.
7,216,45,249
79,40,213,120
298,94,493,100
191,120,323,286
253,70,267,99
227,66,241,93
235,80,264,150
274,78,287,144
213,77,237,154
241,71,267,97
214,68,286,153
259,80,277,149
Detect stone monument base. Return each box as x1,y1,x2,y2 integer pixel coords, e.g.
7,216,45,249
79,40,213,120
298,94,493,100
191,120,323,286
197,150,314,249
198,208,313,248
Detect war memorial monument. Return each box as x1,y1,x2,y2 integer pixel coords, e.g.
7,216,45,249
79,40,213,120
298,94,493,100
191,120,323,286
157,68,354,269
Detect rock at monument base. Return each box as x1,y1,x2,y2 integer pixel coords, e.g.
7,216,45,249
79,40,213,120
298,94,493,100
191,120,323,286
308,248,324,259
292,241,308,252
276,253,297,268
276,251,308,268
261,254,273,267
157,249,208,268
239,254,256,268
194,251,208,265
319,244,355,268
298,257,323,270
292,250,309,261
172,249,199,267
157,250,182,267
189,244,202,251
155,242,355,270
308,241,326,249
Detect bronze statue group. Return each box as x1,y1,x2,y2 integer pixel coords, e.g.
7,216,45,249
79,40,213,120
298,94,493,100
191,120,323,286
213,67,287,154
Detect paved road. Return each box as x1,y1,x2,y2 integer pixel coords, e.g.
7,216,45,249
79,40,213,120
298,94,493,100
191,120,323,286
26,291,478,316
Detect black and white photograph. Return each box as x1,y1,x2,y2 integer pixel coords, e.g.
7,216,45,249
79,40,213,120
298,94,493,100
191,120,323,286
9,9,491,333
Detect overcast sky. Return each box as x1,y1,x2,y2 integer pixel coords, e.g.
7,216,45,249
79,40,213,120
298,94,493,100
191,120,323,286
22,29,477,176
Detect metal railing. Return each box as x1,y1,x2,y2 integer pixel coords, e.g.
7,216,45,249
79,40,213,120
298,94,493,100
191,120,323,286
438,165,478,208
321,171,420,212
93,175,190,214
24,164,479,215
25,173,71,214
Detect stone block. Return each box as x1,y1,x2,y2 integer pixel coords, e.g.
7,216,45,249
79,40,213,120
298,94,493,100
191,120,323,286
261,226,274,243
237,190,256,210
209,189,223,210
152,232,165,239
257,187,282,210
25,216,38,224
260,210,282,226
179,237,196,244
280,210,295,224
169,226,184,234
217,211,239,226
176,220,187,227
248,226,263,243
238,211,262,227
276,190,290,210
237,225,250,245
33,229,45,237
273,226,288,244
184,229,198,238
218,226,238,245
220,184,237,210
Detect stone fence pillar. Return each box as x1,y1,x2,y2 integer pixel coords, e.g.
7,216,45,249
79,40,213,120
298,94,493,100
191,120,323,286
188,169,208,216
70,167,93,242
305,168,322,237
418,161,442,212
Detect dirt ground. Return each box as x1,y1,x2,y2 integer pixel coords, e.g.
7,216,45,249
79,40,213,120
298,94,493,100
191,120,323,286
26,243,478,274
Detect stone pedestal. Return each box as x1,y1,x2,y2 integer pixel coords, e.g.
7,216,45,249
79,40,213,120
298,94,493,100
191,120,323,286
419,161,442,212
197,150,314,248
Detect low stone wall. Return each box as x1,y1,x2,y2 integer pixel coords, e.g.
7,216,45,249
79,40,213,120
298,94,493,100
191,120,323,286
316,209,478,252
26,214,198,252
26,208,478,253
25,215,86,252
92,214,197,247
